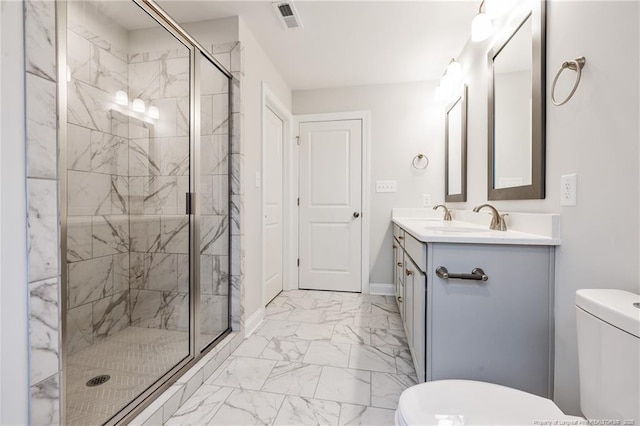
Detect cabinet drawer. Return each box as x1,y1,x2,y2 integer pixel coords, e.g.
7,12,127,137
393,224,405,246
404,232,426,272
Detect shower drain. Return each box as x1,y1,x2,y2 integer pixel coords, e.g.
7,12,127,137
86,375,110,387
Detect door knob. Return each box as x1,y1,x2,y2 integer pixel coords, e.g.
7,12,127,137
353,212,360,218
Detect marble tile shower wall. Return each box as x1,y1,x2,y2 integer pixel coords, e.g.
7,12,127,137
65,20,133,356
25,0,62,424
125,46,192,334
23,0,244,421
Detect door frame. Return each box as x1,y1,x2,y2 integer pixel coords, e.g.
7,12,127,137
293,111,371,294
261,82,294,306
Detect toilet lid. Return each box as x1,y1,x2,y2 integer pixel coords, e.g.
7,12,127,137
396,380,571,426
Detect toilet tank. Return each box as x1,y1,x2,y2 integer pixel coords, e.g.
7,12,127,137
576,289,640,423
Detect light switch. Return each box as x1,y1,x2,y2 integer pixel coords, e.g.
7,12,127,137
376,181,397,193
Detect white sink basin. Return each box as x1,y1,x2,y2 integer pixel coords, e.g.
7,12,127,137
425,226,490,234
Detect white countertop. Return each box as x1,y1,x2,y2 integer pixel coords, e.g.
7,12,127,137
392,210,561,246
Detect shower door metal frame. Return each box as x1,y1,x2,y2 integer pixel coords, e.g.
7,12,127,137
57,0,234,424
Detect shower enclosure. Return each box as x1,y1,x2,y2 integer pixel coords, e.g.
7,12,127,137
60,1,234,424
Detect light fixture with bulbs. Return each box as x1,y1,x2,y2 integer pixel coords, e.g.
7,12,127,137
435,58,463,104
471,0,493,42
114,90,129,106
147,105,160,119
132,98,146,113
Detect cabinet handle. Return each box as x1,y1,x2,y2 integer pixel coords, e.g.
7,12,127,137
397,262,403,267
436,266,488,281
397,297,403,303
393,245,397,249
405,269,413,276
398,236,404,240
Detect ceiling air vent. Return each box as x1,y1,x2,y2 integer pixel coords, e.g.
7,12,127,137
272,1,304,30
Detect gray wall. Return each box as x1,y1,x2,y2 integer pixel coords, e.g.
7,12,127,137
293,81,444,285
454,1,640,415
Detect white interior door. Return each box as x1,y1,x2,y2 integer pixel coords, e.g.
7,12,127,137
263,107,284,304
298,119,362,292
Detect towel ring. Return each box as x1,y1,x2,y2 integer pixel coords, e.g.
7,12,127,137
551,56,586,106
412,154,429,170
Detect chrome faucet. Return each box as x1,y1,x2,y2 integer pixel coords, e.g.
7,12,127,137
433,204,452,221
472,204,508,231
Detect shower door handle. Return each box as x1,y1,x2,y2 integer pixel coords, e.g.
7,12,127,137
185,193,195,215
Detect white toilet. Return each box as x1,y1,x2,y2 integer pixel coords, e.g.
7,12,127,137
395,289,640,425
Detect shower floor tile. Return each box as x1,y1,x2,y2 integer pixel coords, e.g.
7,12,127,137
168,290,411,426
66,327,189,426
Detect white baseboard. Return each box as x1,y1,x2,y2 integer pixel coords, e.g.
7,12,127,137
244,307,265,337
369,282,394,296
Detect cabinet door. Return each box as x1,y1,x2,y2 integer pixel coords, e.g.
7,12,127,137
430,243,552,397
397,251,405,320
393,241,399,299
410,260,426,383
403,260,414,347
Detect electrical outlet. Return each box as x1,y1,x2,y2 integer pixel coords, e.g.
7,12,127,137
376,181,397,193
560,174,577,206
422,194,432,206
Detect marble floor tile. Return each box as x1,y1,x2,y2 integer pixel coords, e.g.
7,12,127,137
261,361,322,397
264,305,293,321
303,290,334,300
165,385,232,425
370,328,408,347
295,323,335,340
273,396,341,426
331,326,371,346
260,337,310,362
303,341,351,368
353,314,389,329
256,320,300,340
370,372,416,409
387,315,404,331
321,311,356,326
314,367,371,406
166,290,412,426
210,356,276,390
338,404,396,426
371,303,399,315
348,345,397,373
287,308,324,324
232,335,270,358
209,388,284,425
394,347,416,376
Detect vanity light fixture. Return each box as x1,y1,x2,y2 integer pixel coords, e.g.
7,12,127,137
446,58,462,86
147,105,160,119
471,0,493,42
114,90,129,106
132,98,146,113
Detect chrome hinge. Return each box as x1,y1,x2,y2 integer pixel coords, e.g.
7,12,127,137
297,198,300,206
296,136,300,145
185,192,195,215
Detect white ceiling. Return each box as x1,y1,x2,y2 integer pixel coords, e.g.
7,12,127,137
152,1,479,90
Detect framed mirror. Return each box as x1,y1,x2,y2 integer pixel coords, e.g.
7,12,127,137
445,85,467,202
488,1,545,200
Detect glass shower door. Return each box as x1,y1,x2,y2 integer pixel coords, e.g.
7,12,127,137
64,1,191,424
198,53,230,350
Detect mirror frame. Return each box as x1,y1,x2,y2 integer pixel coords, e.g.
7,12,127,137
488,0,546,200
445,85,468,202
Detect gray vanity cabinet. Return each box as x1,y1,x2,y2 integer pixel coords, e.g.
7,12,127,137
392,224,555,398
428,243,554,398
393,225,427,382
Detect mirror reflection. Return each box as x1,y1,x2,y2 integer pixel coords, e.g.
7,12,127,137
445,86,467,202
493,14,533,189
